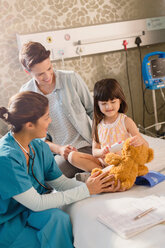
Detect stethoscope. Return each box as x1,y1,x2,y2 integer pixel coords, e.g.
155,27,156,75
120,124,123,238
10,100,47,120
13,135,52,192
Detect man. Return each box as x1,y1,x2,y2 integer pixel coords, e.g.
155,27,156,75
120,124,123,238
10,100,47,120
19,41,93,178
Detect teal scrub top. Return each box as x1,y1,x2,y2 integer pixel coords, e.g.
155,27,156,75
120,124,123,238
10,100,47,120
0,132,62,246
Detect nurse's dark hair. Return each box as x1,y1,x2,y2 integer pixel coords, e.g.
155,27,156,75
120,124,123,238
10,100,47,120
0,91,48,133
19,41,50,71
92,78,128,143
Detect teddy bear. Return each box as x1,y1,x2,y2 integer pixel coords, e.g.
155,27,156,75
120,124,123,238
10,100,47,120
91,138,154,190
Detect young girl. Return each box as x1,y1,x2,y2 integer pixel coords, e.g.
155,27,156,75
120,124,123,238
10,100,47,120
68,78,148,171
0,91,120,248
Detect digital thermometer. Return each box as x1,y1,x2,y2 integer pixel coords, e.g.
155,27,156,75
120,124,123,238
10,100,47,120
108,141,124,153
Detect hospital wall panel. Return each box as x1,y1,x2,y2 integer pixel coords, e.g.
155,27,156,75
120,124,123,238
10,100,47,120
0,0,165,135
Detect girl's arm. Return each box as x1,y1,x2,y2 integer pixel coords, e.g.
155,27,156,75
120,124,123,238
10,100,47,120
125,117,149,147
92,139,109,158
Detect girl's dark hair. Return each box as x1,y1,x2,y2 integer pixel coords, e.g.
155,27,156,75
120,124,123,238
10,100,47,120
0,91,48,133
92,78,128,143
19,41,50,71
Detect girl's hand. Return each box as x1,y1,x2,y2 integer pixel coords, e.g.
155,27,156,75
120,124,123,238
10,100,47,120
60,145,77,159
129,135,145,147
100,146,109,158
86,171,124,195
125,117,148,147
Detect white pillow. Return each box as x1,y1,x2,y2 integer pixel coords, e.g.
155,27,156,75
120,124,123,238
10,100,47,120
141,134,165,172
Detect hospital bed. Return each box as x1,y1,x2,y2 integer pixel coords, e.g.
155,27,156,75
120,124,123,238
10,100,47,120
63,134,165,248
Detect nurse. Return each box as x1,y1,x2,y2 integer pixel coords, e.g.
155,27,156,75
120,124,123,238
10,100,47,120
0,91,121,248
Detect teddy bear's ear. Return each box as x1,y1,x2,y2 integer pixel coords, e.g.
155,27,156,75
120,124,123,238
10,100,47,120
147,148,154,162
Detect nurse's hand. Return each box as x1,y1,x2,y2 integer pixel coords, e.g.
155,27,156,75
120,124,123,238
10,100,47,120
86,171,124,195
60,145,77,160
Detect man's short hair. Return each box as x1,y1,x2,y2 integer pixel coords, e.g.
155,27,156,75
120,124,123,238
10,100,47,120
19,41,50,71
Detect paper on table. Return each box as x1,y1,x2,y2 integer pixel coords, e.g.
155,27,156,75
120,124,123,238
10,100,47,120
97,195,165,239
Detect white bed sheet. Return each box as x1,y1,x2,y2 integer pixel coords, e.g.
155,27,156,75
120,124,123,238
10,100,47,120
63,135,165,248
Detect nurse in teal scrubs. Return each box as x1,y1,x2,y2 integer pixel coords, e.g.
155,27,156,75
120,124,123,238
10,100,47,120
0,91,119,248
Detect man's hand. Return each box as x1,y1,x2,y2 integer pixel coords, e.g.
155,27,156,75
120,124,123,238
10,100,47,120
59,145,77,160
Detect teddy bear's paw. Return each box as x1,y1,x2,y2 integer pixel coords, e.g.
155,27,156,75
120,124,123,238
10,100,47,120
91,168,102,175
138,165,149,176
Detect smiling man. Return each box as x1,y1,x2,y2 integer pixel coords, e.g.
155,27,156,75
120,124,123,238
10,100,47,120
19,41,93,178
